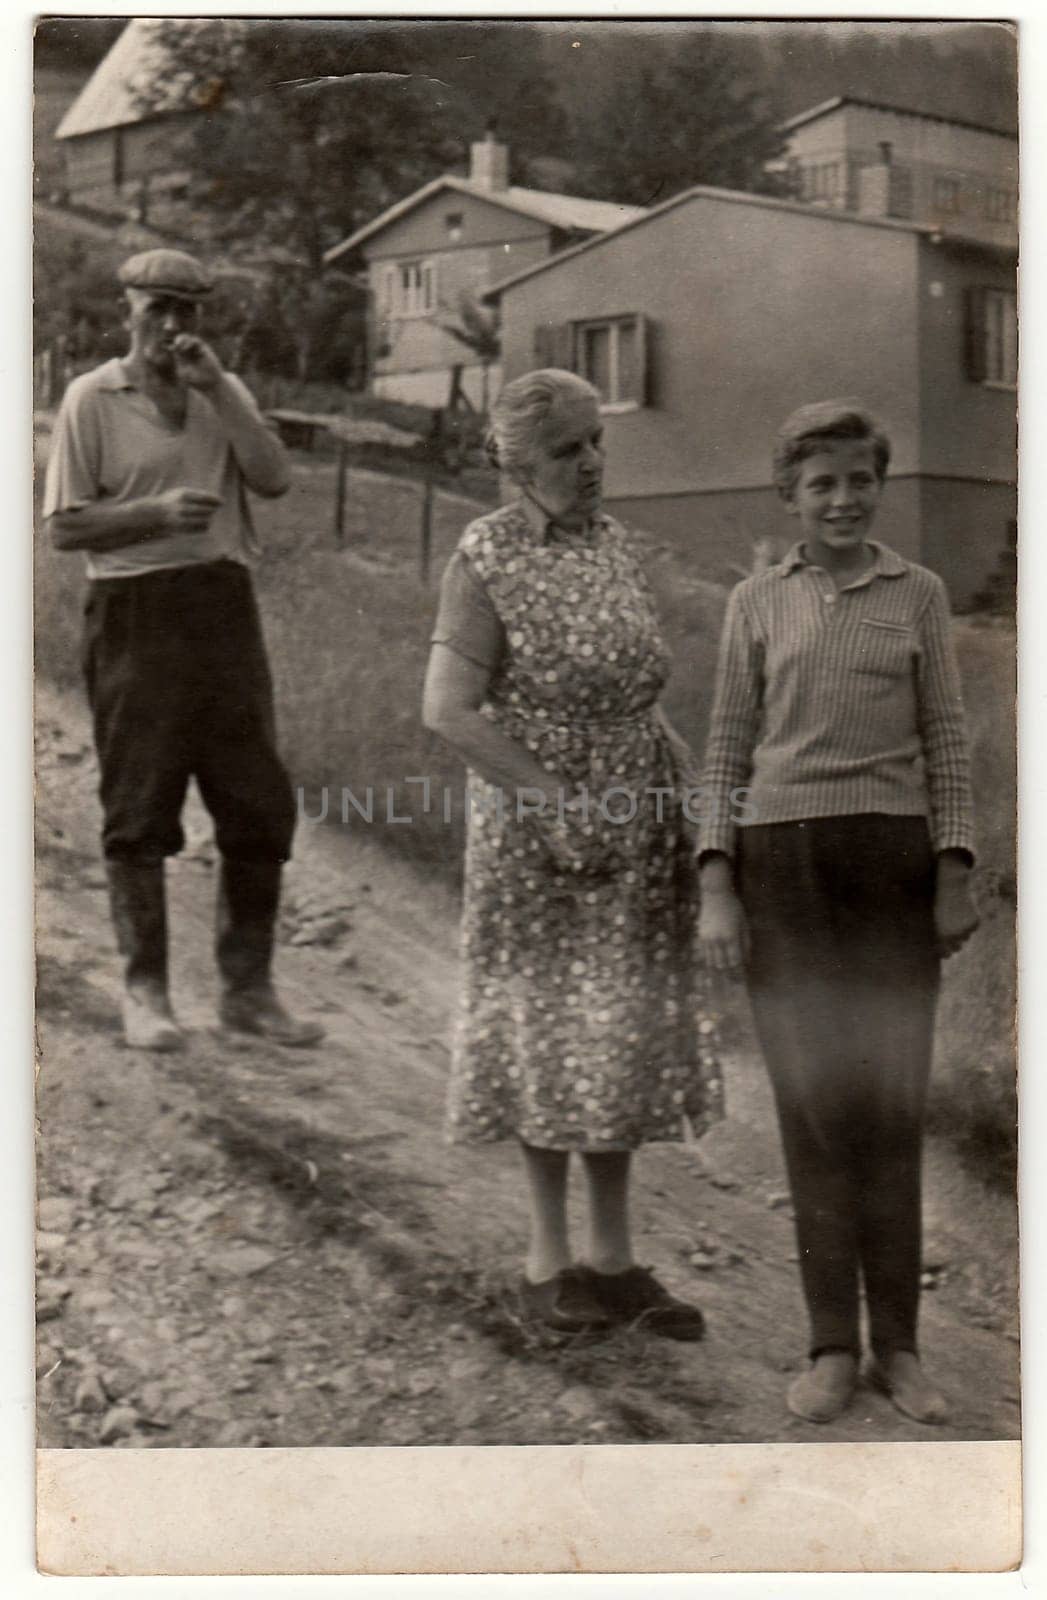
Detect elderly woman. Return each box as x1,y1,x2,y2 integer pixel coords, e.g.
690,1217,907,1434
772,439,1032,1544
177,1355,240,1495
422,368,722,1337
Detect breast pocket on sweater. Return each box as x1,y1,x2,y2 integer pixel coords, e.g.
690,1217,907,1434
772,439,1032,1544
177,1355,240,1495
852,618,916,677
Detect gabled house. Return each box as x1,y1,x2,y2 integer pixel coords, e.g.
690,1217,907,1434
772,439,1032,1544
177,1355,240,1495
325,132,644,409
52,19,217,224
484,107,1016,609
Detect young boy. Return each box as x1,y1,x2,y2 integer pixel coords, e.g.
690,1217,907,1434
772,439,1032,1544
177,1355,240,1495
696,400,979,1425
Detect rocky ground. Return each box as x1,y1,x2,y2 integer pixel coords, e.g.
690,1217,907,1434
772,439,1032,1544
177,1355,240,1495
35,682,1021,1452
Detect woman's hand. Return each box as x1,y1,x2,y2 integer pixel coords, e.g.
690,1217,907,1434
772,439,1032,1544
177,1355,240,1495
540,795,619,879
934,854,980,958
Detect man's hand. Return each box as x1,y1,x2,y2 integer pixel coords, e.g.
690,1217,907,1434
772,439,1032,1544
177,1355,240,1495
934,855,980,959
171,334,225,392
153,487,223,534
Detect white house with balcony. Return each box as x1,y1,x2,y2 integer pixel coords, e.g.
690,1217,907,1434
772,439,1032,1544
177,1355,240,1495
774,95,1018,253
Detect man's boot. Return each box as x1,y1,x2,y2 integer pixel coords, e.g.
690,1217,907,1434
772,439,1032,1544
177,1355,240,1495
105,859,184,1051
215,858,325,1047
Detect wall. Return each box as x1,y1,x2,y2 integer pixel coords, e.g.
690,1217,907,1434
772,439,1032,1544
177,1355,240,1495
919,478,1016,609
916,239,1017,484
62,117,188,209
786,105,1017,247
499,193,923,501
373,362,500,410
606,476,923,589
365,189,551,392
364,188,552,263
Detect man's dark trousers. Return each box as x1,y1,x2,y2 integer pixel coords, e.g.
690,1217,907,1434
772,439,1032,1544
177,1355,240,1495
82,559,296,864
737,815,941,1362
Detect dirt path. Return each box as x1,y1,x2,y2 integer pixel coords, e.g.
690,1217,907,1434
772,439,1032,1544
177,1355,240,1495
35,682,1020,1450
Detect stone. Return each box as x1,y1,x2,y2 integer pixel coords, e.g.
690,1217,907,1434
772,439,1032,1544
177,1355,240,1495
767,1192,792,1211
137,1383,170,1420
73,1370,108,1415
448,1356,491,1385
407,1371,437,1398
38,1197,77,1234
688,1252,717,1271
77,1287,117,1312
36,1230,67,1258
215,1420,259,1447
99,1404,140,1444
207,1244,280,1278
556,1386,600,1422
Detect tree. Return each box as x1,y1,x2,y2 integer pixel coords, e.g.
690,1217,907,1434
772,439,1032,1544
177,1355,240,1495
562,25,787,206
135,19,569,275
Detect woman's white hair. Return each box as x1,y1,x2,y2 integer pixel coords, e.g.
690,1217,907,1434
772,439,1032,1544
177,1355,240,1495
485,368,599,477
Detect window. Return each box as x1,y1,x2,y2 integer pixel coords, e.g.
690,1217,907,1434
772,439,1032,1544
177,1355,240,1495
985,187,1017,225
381,258,438,319
445,211,464,241
933,176,963,216
576,316,647,409
532,315,652,409
801,162,841,205
965,286,1017,387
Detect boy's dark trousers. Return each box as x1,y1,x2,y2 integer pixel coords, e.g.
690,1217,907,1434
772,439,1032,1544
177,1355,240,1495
737,815,941,1361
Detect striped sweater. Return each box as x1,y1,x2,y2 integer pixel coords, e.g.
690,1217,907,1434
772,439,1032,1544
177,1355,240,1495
696,540,975,859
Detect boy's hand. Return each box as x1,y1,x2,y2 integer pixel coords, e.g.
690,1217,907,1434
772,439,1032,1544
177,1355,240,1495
699,886,749,972
172,334,224,392
934,854,980,958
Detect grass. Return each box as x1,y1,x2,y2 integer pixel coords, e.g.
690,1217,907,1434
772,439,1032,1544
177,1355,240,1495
33,425,1017,1183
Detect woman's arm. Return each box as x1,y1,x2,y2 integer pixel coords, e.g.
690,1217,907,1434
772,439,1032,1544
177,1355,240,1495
422,645,572,815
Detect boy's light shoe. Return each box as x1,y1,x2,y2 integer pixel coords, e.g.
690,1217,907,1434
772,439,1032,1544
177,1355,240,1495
787,1351,858,1423
868,1351,949,1425
122,984,184,1052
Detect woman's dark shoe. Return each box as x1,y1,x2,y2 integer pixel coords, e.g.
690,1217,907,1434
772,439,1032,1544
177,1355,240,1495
517,1267,613,1333
581,1265,706,1341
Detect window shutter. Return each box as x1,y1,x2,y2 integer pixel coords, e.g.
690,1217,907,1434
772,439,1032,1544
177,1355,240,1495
534,322,574,371
422,260,438,313
637,313,659,409
634,313,651,407
964,287,989,383
551,322,574,371
533,323,554,367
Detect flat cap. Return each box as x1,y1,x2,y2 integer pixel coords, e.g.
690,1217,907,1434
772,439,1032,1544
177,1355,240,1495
118,248,213,301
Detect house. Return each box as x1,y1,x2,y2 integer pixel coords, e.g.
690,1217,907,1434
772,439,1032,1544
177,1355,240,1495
775,95,1017,253
53,19,223,224
324,132,644,410
484,105,1017,610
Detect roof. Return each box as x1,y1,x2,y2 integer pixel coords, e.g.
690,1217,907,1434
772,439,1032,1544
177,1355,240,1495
324,176,644,265
780,95,1017,143
483,182,944,302
55,18,232,140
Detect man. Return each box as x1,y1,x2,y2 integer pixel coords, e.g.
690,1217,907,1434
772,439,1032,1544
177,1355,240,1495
43,247,323,1051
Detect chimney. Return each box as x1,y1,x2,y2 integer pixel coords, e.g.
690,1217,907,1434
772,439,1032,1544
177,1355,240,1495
858,143,912,220
470,122,509,192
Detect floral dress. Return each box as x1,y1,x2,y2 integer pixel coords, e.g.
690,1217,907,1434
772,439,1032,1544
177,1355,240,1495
434,501,724,1151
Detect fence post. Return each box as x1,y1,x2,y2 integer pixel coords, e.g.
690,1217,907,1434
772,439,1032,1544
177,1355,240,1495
333,435,349,547
420,471,434,585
